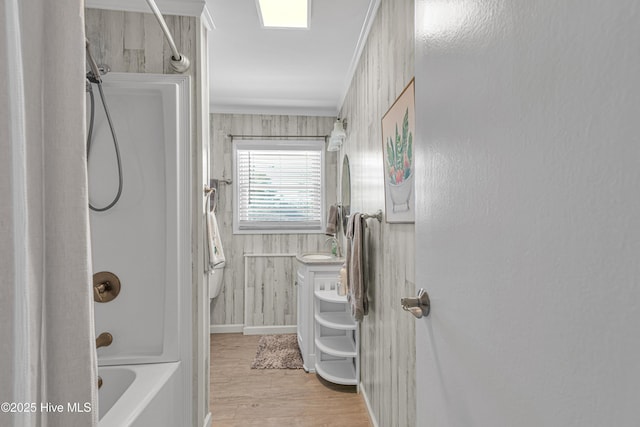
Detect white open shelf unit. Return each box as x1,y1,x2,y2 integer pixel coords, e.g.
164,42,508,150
313,287,359,386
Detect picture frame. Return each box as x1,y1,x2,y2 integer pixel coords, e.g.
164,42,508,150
381,78,415,223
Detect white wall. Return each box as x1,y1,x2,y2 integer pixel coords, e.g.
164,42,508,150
415,0,640,425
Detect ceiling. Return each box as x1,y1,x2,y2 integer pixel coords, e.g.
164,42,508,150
207,0,380,116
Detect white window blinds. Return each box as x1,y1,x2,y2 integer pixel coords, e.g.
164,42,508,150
233,140,324,233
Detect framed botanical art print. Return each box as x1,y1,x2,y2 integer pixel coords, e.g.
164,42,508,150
381,78,415,223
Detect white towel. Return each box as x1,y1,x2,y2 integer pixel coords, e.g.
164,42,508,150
206,211,226,272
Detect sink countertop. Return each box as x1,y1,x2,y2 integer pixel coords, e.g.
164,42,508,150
296,252,345,265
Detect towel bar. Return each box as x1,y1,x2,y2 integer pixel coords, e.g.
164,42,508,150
361,210,383,222
213,178,232,185
344,210,383,226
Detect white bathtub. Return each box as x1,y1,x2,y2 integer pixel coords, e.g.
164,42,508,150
98,362,181,427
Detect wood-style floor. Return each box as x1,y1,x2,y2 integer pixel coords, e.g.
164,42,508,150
210,333,372,427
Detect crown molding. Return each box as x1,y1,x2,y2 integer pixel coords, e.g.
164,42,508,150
337,0,381,112
210,103,338,118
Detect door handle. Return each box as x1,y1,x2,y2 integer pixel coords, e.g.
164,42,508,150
401,288,430,318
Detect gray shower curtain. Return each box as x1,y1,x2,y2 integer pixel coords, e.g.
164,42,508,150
0,0,98,426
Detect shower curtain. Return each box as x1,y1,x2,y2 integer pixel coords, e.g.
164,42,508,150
0,0,98,426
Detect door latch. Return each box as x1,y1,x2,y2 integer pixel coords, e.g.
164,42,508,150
401,288,430,318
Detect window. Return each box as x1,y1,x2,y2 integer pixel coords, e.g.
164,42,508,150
233,140,325,234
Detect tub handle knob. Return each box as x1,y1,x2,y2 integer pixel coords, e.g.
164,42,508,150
93,271,121,303
93,282,108,302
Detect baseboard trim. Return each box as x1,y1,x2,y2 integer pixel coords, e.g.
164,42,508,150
210,324,297,335
360,382,379,427
210,324,243,334
242,325,297,335
203,412,212,427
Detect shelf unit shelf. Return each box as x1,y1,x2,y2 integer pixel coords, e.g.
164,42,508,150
315,335,356,357
315,311,357,330
315,359,357,386
314,290,348,303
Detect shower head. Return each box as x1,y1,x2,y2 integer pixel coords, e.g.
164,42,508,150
85,39,103,84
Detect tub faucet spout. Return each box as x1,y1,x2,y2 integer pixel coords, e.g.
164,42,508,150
96,332,113,349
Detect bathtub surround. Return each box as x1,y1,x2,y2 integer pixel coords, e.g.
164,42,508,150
338,0,416,425
209,114,337,332
89,74,191,426
85,7,211,427
0,0,97,426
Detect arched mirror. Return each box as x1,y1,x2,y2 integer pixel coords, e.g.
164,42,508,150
340,155,351,233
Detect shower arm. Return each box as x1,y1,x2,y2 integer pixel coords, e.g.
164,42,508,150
85,39,103,83
145,0,191,73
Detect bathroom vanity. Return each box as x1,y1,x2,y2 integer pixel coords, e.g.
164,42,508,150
296,253,359,386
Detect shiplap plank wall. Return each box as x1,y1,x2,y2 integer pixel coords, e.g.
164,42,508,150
85,9,196,75
338,0,416,425
209,114,337,328
245,256,296,327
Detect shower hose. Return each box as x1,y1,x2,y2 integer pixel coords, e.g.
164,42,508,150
86,78,123,212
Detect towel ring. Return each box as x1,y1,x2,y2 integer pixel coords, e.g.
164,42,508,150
204,185,217,213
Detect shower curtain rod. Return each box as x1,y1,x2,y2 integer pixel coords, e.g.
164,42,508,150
145,0,190,73
228,134,328,141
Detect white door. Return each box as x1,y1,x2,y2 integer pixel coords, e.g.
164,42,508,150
414,0,640,426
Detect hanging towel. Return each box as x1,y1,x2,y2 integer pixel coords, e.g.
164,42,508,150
326,204,339,235
339,264,348,292
346,212,368,320
206,211,226,272
337,264,348,296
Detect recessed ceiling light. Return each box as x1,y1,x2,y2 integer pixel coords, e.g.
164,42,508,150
257,0,309,29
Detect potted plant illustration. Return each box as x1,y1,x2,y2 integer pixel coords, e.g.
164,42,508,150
385,108,413,212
